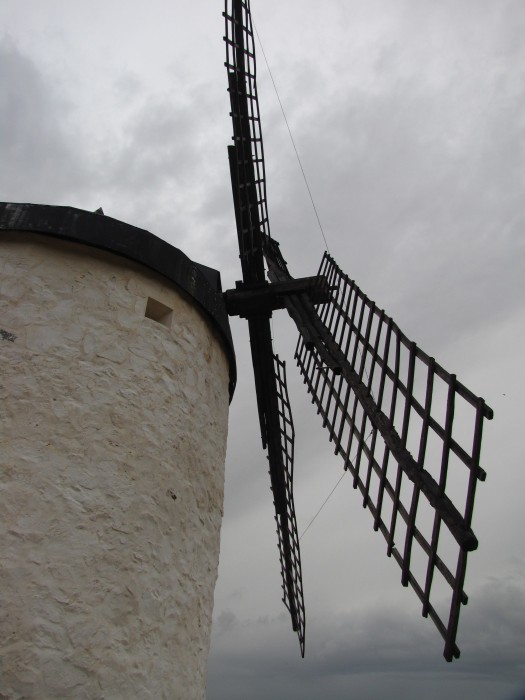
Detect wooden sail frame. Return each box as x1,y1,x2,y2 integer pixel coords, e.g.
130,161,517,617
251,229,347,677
223,0,492,661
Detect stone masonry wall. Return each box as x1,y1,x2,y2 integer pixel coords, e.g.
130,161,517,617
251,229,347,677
0,232,230,699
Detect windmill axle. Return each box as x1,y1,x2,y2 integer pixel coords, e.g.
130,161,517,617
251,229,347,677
224,275,330,318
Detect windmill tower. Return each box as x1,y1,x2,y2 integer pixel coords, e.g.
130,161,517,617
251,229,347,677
0,203,236,699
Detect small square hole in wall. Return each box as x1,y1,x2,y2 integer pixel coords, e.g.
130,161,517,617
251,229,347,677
145,297,173,329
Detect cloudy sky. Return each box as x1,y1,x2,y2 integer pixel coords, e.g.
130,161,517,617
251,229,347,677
1,0,524,698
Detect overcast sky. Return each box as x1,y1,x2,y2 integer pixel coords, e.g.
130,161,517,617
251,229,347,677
1,0,524,698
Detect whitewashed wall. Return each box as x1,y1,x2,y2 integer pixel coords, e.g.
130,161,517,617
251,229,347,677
0,232,230,699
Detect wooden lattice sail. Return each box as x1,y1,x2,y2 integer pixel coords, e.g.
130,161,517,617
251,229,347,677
223,0,492,661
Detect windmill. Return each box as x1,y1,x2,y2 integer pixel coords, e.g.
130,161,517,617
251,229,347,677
222,0,492,663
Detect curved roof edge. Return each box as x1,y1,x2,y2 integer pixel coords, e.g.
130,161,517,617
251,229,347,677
0,202,236,400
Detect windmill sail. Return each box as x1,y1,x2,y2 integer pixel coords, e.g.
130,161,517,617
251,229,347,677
224,0,306,654
223,0,491,662
295,253,492,661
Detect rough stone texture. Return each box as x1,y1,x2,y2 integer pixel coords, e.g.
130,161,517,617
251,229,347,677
0,232,230,699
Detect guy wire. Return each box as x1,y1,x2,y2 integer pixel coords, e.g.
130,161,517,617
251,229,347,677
299,428,374,541
253,20,330,254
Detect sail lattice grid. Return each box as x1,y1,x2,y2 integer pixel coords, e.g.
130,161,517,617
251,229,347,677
224,0,271,263
296,253,492,661
273,355,305,656
223,0,492,663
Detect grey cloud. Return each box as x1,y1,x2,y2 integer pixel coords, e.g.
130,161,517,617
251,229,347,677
214,609,237,637
0,39,88,204
208,577,525,699
104,96,197,190
260,6,525,358
0,38,233,265
112,71,143,105
459,578,525,677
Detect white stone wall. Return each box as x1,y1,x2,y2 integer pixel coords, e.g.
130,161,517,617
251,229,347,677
0,232,230,699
